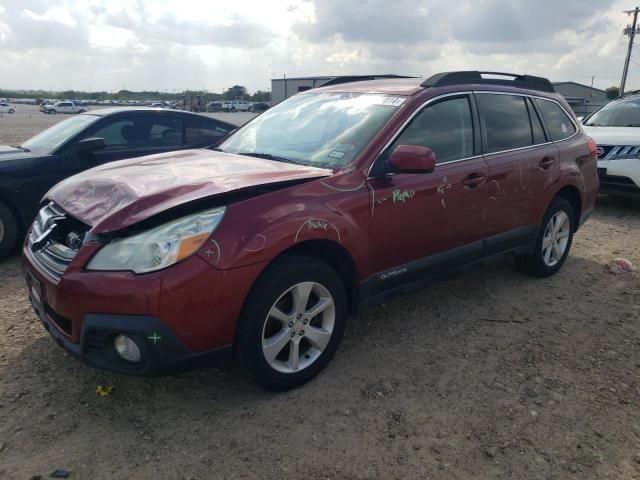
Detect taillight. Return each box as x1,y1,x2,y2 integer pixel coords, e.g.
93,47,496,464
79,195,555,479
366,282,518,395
587,138,597,158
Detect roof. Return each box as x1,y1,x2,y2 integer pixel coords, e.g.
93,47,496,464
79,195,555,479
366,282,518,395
311,78,425,96
271,74,414,82
82,107,201,116
552,82,607,94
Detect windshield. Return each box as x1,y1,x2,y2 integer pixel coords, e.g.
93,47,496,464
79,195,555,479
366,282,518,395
219,92,405,168
585,98,640,127
21,114,99,153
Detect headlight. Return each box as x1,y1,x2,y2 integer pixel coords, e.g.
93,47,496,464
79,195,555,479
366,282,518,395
87,207,225,273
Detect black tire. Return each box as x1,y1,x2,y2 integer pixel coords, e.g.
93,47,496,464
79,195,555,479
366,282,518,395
49,109,56,115
516,197,575,278
8,109,15,114
236,254,348,391
0,202,18,259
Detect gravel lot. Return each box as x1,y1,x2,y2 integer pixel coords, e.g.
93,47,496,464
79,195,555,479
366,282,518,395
1,105,640,479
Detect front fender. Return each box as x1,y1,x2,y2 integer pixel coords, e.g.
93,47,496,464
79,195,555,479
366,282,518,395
197,176,372,278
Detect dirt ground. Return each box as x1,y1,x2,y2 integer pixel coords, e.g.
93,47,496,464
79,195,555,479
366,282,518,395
1,106,640,480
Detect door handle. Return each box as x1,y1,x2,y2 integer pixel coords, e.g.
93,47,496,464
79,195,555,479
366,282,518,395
539,156,555,170
462,173,486,189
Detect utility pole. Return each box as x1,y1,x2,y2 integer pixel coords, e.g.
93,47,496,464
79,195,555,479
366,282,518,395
620,7,640,96
590,76,595,88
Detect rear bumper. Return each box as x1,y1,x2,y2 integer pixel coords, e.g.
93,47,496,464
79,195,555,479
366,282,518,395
27,275,233,376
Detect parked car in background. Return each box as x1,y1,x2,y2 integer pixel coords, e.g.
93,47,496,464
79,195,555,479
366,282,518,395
42,101,87,115
150,102,165,108
249,102,270,113
582,95,640,199
206,101,224,112
223,100,250,112
0,107,235,258
21,72,597,391
0,102,16,114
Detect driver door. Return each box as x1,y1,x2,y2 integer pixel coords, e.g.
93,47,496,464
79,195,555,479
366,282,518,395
367,94,488,292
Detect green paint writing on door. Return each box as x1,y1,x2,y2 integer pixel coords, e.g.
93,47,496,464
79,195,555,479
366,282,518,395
392,189,415,203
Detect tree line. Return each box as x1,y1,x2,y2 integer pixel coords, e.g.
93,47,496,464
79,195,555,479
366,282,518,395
0,85,271,102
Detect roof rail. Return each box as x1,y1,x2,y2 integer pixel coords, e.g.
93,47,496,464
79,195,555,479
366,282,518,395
421,71,555,93
319,74,416,87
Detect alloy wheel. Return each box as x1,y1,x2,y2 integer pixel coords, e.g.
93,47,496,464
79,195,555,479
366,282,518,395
542,211,570,267
261,281,335,374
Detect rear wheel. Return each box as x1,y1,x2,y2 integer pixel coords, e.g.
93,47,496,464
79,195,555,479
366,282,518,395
0,202,18,259
516,197,575,277
8,109,15,114
236,255,348,391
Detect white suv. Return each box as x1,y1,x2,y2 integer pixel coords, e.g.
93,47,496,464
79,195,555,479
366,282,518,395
222,100,250,112
582,96,640,199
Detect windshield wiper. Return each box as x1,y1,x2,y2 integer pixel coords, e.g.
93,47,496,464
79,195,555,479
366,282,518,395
237,152,298,164
11,145,30,152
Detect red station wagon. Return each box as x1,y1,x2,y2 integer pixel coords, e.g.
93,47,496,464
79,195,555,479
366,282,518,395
23,71,599,390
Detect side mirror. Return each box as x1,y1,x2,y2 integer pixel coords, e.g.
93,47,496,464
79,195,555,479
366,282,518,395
77,137,106,153
577,116,584,123
389,145,436,173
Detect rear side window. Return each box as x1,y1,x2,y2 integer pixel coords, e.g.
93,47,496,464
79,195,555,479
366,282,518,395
185,116,234,145
534,98,576,141
390,96,474,164
477,94,533,153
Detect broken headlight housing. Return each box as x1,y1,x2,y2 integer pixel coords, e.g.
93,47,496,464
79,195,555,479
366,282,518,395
87,207,226,274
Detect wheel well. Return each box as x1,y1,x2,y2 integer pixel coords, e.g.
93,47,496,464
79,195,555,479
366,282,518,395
554,185,582,231
0,194,25,235
275,240,359,314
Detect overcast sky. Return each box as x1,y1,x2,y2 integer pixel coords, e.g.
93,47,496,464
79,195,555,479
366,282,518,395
0,0,637,93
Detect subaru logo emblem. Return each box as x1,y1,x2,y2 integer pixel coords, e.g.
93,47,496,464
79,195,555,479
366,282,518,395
596,147,604,158
66,232,83,250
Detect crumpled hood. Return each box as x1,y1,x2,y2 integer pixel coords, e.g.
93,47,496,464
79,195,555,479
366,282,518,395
582,126,640,145
47,149,331,233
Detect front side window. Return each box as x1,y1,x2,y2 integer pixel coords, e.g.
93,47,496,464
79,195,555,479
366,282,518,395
477,94,534,153
219,92,404,168
535,98,577,141
85,116,182,150
389,96,474,164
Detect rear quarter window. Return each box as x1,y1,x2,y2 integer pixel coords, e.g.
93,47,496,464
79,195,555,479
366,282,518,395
534,98,576,141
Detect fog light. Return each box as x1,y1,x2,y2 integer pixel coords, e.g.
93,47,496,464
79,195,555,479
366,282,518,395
114,334,142,363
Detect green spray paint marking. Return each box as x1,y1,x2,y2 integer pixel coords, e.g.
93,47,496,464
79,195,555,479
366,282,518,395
148,333,162,344
392,189,415,203
307,219,329,231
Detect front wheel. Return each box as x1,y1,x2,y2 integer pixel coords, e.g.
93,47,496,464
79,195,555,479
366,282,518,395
8,109,15,114
48,109,56,115
516,197,575,277
236,255,348,391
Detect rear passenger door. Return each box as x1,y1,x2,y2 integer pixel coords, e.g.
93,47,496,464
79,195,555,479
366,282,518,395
475,93,559,246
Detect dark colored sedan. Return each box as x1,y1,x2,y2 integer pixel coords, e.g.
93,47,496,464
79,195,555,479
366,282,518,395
0,107,235,258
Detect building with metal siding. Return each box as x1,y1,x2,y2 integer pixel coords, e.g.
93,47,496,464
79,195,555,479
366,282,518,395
271,75,416,105
552,82,609,117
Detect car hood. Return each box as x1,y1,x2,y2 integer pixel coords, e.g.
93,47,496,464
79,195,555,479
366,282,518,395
47,149,331,233
0,145,41,162
582,126,640,145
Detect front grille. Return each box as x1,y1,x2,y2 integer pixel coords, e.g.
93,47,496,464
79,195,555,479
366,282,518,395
27,203,88,282
597,145,640,160
45,304,73,336
86,330,109,353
